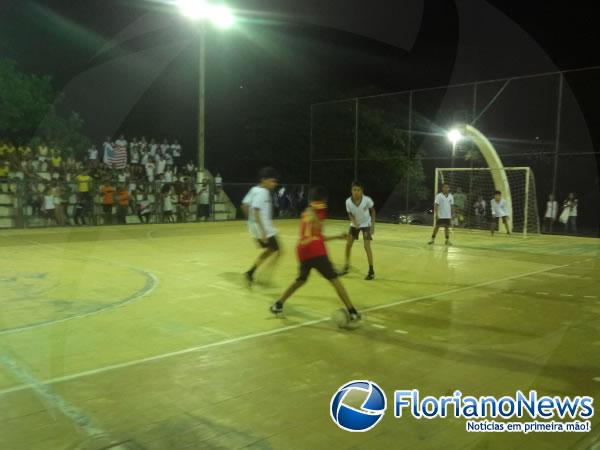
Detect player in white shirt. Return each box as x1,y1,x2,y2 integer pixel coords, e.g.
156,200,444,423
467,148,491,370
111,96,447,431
244,167,280,286
341,181,376,280
428,183,454,245
490,190,510,235
241,185,261,218
543,194,558,233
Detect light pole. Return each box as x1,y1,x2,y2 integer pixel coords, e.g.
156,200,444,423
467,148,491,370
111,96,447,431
176,1,235,177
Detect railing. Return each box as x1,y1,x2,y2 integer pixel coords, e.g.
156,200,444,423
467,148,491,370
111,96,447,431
0,178,307,229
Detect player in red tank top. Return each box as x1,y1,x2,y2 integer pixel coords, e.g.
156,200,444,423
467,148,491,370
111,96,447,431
270,186,361,323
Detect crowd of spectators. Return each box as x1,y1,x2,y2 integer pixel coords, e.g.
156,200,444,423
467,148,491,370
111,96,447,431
0,136,217,226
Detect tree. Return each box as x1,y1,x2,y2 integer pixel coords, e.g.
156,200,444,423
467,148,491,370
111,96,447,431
0,58,89,153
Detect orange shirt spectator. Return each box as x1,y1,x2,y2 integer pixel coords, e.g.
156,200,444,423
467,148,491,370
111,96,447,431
101,184,116,205
117,189,129,206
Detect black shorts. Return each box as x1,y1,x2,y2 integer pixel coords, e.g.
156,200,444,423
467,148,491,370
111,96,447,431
437,218,451,226
297,255,337,282
257,235,280,252
349,226,372,241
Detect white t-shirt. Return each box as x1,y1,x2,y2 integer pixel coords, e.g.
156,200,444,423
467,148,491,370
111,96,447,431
242,186,261,231
163,195,174,212
145,163,155,181
88,148,98,161
198,188,210,204
130,149,140,164
171,144,181,157
242,186,261,205
156,159,166,175
43,195,55,210
249,187,276,238
565,199,578,217
164,170,173,183
434,193,454,219
545,200,558,219
346,195,375,228
491,198,509,218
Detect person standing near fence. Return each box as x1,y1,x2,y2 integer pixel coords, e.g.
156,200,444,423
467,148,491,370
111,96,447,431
197,181,210,221
100,180,116,225
116,185,130,225
543,194,558,233
561,193,578,235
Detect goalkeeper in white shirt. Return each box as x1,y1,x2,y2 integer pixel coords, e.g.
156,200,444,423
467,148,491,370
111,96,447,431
490,190,511,235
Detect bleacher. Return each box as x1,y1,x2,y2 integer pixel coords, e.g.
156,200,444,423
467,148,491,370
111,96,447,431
0,169,237,228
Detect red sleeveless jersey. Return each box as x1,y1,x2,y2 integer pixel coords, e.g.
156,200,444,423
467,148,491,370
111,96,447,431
296,202,328,262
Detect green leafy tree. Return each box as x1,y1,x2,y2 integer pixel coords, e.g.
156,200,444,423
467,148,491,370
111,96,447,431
0,59,89,153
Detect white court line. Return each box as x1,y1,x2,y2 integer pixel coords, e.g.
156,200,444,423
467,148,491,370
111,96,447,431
0,355,107,438
559,294,574,297
371,324,386,330
536,292,550,296
584,295,598,299
0,260,580,397
394,330,408,335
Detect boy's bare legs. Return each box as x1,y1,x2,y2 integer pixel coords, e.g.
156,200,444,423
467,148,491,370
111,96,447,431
342,236,354,273
246,247,278,285
364,239,375,279
502,217,511,234
429,225,440,244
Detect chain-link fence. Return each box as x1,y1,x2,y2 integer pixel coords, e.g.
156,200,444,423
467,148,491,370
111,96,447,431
310,67,600,236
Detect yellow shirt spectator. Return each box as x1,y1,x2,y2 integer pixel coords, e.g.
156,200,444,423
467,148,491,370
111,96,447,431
51,155,62,168
76,174,91,193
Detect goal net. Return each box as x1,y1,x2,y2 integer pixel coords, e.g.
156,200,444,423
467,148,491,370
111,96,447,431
435,167,540,237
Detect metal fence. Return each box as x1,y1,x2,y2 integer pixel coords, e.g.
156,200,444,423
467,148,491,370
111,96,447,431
310,66,600,236
0,179,308,229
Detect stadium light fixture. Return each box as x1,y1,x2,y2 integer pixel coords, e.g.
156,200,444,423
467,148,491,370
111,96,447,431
176,1,235,28
447,129,464,144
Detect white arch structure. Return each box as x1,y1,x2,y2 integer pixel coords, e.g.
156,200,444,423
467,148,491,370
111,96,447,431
437,124,522,233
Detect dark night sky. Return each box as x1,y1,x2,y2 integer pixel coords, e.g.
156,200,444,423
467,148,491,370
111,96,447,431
1,0,600,183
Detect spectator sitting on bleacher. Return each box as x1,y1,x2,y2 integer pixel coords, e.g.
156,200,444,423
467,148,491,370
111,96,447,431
0,159,8,183
38,143,49,162
50,149,62,174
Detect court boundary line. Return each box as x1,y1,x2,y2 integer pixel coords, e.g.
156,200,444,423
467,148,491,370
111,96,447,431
0,260,580,398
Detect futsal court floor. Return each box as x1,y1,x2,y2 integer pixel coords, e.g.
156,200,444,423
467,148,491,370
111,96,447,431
0,220,599,450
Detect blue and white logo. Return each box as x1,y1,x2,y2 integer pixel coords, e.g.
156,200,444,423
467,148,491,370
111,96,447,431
330,380,387,432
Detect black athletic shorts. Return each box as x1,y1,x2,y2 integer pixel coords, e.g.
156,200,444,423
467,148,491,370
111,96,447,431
349,226,373,241
297,255,337,282
257,235,280,252
436,218,451,226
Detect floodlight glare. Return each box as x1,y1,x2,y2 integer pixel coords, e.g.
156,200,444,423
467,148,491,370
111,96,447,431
447,129,464,144
177,0,210,20
176,1,234,28
210,5,235,29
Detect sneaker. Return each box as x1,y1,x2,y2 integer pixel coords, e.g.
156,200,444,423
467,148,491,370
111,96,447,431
427,240,434,245
365,272,375,280
270,302,283,314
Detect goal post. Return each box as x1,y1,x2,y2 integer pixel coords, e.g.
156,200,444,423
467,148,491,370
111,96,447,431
434,167,540,237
